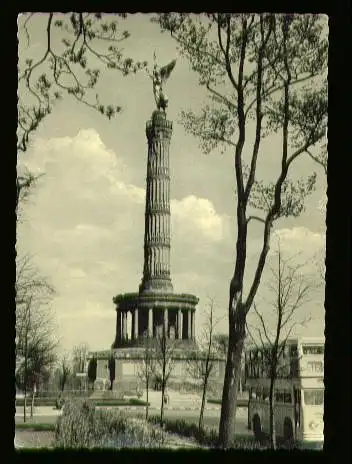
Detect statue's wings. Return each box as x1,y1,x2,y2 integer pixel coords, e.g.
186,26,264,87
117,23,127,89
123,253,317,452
160,60,177,82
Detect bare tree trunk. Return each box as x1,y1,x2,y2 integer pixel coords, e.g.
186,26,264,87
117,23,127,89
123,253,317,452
219,330,245,447
30,384,35,418
160,382,165,425
199,377,208,431
23,388,27,423
146,378,149,421
269,379,276,450
23,336,28,423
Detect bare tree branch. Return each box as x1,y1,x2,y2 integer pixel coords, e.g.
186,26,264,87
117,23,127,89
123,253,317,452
246,215,266,225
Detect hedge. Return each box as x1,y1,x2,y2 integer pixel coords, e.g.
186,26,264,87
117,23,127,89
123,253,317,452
54,398,166,449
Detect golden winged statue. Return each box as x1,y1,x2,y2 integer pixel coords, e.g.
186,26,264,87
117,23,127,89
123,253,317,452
148,53,177,112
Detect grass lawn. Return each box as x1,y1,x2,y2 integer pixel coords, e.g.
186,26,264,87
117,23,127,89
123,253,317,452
207,398,248,407
16,423,56,432
16,398,149,407
95,398,149,406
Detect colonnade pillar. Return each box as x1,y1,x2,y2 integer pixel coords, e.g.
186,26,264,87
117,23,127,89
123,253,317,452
116,310,121,345
164,308,168,335
187,311,192,339
177,308,182,339
191,311,195,340
148,308,153,337
133,308,139,340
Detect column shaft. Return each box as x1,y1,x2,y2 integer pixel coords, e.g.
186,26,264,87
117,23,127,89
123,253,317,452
124,312,128,340
148,308,153,338
177,309,181,339
121,311,125,340
187,311,192,339
116,310,121,345
134,309,139,339
164,308,168,337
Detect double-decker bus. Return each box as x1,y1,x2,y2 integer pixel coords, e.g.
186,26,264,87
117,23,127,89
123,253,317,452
244,337,324,449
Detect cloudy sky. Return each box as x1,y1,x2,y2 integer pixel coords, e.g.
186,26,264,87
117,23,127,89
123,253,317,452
17,14,327,354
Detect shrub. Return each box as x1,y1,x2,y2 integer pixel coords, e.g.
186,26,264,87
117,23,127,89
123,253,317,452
147,416,265,449
55,395,65,410
128,398,148,406
54,398,166,449
207,399,221,405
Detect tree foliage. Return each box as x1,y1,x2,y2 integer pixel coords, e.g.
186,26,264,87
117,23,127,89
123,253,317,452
58,353,72,392
153,13,327,447
17,13,148,206
72,343,89,374
18,13,147,153
16,293,58,421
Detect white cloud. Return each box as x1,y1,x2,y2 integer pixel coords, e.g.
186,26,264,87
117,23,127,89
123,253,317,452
247,226,325,260
171,195,230,242
273,226,325,248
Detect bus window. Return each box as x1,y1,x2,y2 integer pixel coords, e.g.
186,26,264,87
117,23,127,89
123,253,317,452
303,389,324,405
302,345,324,355
307,361,323,373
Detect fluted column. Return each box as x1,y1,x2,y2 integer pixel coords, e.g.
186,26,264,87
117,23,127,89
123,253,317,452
140,111,173,294
148,308,153,338
134,308,139,340
116,310,121,345
191,312,195,340
187,311,192,339
121,311,125,341
177,309,182,339
164,308,168,337
123,312,128,340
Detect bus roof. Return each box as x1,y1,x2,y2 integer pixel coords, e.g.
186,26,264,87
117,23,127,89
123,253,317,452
245,336,325,351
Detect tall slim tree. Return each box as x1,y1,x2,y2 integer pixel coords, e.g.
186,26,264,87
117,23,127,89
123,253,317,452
72,343,89,392
58,353,72,392
153,326,175,425
137,332,156,420
153,13,327,446
16,294,58,421
246,245,313,449
186,298,219,431
213,333,246,396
